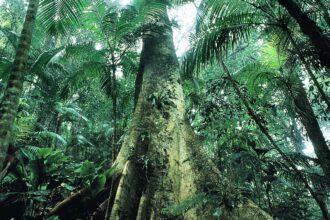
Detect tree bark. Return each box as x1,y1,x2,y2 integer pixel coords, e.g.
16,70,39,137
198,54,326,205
289,117,305,154
102,1,272,219
0,0,40,171
277,0,330,69
289,82,330,180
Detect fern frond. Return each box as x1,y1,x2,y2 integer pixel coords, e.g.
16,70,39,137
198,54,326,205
163,193,207,215
12,115,35,143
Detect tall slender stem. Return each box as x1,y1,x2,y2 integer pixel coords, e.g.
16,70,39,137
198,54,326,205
0,0,40,171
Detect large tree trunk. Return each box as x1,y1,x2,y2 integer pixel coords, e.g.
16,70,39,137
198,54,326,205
0,0,40,171
97,1,272,219
48,2,272,219
277,0,330,69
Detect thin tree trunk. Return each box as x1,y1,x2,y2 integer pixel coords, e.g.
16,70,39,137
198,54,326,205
219,58,330,219
110,59,118,158
0,0,40,171
289,117,305,154
288,82,330,180
104,59,118,220
277,0,330,68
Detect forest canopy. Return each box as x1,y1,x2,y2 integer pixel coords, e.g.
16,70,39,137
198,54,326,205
0,0,329,219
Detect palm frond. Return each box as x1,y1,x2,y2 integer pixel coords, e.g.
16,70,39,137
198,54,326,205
36,131,67,146
55,103,88,122
30,47,65,74
183,1,259,76
63,42,106,62
75,134,94,146
38,0,87,35
183,22,253,76
120,51,139,77
271,152,326,189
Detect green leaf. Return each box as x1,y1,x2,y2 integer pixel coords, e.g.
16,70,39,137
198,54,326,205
75,160,96,177
37,131,68,146
0,57,12,79
61,183,76,191
38,0,87,35
47,216,60,220
37,148,53,158
45,150,67,165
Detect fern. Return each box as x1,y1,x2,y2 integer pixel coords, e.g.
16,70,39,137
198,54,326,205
12,114,35,143
162,193,208,215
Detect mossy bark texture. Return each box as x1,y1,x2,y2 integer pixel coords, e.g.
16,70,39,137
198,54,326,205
102,1,273,219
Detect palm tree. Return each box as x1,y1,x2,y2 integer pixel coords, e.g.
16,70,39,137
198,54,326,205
0,0,40,172
0,0,85,171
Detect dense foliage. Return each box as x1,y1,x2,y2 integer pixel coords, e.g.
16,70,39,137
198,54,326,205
0,0,329,219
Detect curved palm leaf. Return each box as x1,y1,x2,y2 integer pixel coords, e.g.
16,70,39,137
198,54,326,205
38,0,87,35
